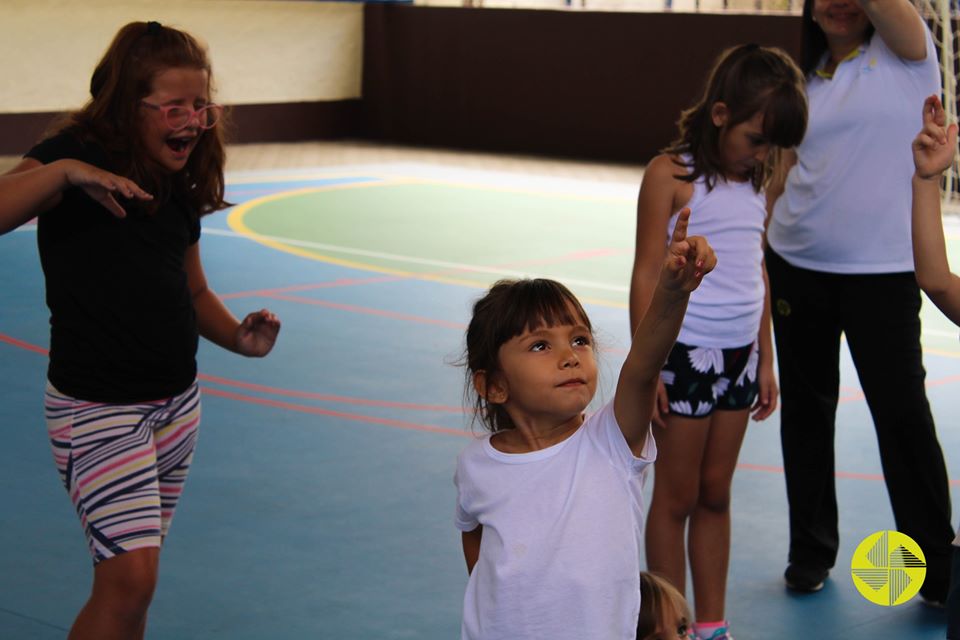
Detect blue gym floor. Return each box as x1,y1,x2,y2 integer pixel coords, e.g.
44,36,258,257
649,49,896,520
0,163,956,639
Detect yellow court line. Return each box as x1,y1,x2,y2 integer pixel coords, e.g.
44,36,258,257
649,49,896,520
226,170,392,185
226,175,634,309
227,171,636,203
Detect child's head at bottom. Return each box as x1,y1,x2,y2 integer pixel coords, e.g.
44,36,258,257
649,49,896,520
637,571,692,640
464,278,596,433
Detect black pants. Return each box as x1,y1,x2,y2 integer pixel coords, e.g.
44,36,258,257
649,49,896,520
766,248,953,600
949,546,960,637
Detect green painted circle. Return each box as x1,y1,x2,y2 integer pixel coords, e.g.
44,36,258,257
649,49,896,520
238,182,636,304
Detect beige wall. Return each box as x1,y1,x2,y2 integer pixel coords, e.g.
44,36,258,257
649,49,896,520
0,0,363,113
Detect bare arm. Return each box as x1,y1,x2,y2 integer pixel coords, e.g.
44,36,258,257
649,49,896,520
630,156,691,427
0,158,151,234
912,95,960,323
462,526,482,574
185,243,281,356
615,209,716,454
751,260,779,420
629,155,689,332
765,148,796,218
859,0,928,61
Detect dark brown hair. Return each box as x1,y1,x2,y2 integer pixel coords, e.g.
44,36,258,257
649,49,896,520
637,571,691,640
800,0,875,75
663,43,808,192
464,279,593,433
52,21,228,217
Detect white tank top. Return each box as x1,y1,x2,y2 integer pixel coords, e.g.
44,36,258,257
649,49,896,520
667,167,766,348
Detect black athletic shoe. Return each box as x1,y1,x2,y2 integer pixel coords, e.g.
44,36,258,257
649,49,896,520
784,564,828,592
919,594,946,609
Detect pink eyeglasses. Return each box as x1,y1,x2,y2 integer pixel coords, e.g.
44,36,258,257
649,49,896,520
140,101,223,132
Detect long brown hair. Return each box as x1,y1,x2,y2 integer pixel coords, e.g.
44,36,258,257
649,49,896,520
53,21,228,217
663,44,807,192
801,0,875,75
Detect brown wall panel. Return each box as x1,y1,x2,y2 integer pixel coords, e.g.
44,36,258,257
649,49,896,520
0,113,62,157
227,100,363,144
1,10,808,161
363,5,801,163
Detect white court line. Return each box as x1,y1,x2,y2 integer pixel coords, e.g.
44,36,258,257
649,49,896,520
227,162,640,200
203,227,630,293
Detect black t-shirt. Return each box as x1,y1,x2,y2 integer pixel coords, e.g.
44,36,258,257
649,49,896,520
28,132,201,402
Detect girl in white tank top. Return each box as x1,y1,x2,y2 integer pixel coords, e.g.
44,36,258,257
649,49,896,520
629,44,808,640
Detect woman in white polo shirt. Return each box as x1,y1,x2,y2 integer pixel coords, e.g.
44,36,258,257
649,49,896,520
765,0,953,603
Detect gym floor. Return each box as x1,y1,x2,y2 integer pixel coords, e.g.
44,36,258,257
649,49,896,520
0,142,956,639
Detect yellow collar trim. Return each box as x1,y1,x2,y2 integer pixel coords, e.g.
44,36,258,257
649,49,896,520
815,46,863,79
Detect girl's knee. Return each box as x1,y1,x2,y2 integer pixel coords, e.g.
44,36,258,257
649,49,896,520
653,490,699,520
92,549,159,613
697,485,732,514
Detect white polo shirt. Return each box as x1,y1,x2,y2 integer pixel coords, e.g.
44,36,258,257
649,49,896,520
767,27,940,273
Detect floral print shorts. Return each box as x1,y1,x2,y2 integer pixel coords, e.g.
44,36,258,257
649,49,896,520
660,341,759,417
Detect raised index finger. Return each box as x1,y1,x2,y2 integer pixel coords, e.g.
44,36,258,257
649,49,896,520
670,207,691,245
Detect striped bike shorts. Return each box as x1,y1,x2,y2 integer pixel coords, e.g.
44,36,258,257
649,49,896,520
45,380,201,564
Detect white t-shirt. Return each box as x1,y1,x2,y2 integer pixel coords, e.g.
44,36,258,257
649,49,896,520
668,168,766,348
767,28,940,273
454,401,656,640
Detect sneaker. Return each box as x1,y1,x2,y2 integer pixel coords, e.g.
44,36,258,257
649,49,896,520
919,594,946,609
696,624,734,640
784,563,828,592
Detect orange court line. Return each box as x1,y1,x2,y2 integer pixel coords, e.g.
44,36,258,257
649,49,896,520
201,387,468,437
1,331,958,484
736,462,959,486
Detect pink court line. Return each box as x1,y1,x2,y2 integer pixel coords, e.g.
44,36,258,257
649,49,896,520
0,333,48,355
0,332,465,414
259,294,467,329
201,386,469,437
198,373,465,413
2,332,958,482
221,275,406,300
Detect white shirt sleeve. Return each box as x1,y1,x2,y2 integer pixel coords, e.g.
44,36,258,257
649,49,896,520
454,454,481,532
586,401,657,475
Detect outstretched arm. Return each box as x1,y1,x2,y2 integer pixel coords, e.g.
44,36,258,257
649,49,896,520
912,95,960,324
615,208,716,455
185,243,281,356
0,158,151,234
630,155,688,427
